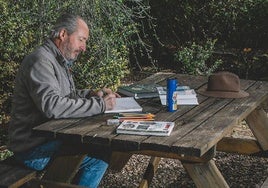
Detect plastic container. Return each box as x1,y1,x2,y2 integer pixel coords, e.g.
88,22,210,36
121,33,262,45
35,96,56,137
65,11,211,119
167,78,178,112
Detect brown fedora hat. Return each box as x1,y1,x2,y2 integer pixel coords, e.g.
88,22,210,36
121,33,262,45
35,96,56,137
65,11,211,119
198,71,249,98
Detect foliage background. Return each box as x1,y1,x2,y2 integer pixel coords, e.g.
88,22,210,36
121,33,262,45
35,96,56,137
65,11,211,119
0,0,155,126
0,0,267,129
149,0,268,79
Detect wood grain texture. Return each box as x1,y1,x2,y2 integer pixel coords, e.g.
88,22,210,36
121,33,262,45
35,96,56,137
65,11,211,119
33,72,268,188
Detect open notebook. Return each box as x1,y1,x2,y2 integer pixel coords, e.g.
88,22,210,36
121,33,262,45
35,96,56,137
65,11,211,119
105,97,142,113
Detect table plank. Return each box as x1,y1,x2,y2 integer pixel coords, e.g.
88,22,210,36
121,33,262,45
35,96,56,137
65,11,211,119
33,118,84,138
172,80,267,156
139,79,264,157
55,114,112,142
135,72,175,84
140,97,233,155
83,124,117,146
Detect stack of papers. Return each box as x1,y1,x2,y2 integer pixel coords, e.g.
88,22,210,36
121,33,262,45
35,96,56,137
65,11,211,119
156,86,199,105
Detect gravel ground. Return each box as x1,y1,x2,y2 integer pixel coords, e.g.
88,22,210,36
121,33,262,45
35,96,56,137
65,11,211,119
100,153,268,188
99,123,268,188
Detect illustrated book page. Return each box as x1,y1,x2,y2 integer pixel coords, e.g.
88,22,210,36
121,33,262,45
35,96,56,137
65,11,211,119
116,120,175,136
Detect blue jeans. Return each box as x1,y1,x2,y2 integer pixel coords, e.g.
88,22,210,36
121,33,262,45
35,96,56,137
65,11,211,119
14,140,108,188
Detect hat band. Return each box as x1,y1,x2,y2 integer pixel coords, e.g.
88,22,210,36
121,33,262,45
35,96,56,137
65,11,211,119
207,88,239,93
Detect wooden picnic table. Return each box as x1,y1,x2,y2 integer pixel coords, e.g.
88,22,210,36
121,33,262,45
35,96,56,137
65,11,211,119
33,72,268,188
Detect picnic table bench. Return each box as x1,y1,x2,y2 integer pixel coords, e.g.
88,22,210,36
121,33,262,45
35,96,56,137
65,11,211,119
0,156,36,188
0,151,86,187
0,163,86,188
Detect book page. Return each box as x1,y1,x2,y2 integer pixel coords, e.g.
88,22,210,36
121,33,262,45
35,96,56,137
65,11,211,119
105,97,142,113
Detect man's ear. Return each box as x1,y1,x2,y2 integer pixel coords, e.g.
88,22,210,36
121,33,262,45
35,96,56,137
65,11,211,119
59,29,67,40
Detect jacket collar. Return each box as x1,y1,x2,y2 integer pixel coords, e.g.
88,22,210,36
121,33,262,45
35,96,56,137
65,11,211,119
44,39,69,67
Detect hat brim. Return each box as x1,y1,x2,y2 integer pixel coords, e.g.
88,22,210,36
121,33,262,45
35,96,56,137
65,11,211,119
198,88,249,98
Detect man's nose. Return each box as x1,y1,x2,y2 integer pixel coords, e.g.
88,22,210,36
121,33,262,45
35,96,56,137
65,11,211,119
80,45,86,52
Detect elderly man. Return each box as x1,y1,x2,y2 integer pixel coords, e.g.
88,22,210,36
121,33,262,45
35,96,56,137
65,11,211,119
8,13,118,188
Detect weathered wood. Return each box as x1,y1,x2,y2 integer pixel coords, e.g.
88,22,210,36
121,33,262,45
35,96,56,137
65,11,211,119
32,72,268,187
32,118,83,137
182,160,229,188
227,81,268,121
139,79,255,156
109,151,132,172
56,114,115,145
246,107,268,150
139,157,161,188
171,81,267,157
131,145,216,163
0,163,36,188
261,176,268,188
172,115,237,156
83,123,116,145
42,154,86,183
141,97,234,156
217,137,263,155
113,93,217,154
134,72,175,85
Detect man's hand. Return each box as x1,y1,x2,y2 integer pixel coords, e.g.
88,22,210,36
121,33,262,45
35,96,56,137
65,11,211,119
103,93,117,110
97,87,121,110
96,87,121,98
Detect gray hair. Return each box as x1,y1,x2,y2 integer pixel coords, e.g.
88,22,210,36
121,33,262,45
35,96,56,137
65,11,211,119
50,14,82,39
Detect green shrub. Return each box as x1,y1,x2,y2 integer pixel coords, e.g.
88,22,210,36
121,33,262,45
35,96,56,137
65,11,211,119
0,0,35,62
149,0,267,78
0,61,19,124
0,147,13,161
150,0,267,49
209,0,268,48
0,0,156,124
174,39,223,76
0,0,155,89
68,0,136,89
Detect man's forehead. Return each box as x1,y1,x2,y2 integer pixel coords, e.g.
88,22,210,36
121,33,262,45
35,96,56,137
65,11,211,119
74,19,89,39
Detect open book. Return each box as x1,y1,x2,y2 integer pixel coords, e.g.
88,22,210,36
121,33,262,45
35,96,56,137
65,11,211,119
105,97,142,113
156,86,199,105
116,120,175,136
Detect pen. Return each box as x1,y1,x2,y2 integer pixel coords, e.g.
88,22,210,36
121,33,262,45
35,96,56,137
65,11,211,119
119,119,154,122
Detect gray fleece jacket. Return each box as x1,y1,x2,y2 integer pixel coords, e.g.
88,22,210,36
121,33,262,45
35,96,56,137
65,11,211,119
8,39,106,153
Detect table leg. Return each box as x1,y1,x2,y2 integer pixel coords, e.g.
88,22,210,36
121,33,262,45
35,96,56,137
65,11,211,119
246,107,268,150
109,151,133,172
42,154,86,183
139,157,161,188
182,160,229,188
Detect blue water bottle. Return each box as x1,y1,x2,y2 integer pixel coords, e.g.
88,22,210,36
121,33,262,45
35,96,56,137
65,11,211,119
167,78,178,112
